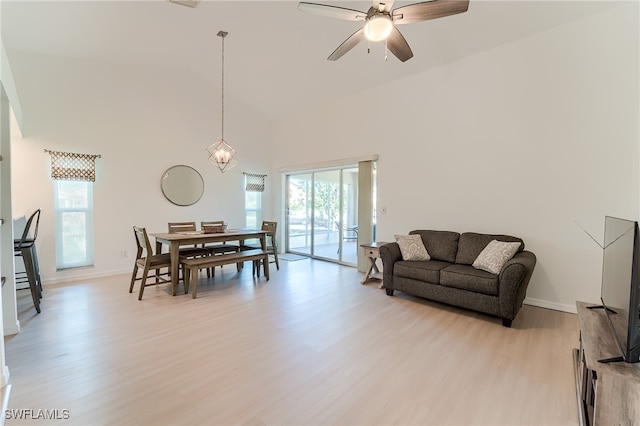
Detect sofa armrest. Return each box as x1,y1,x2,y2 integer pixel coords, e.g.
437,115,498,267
498,250,537,320
380,242,402,289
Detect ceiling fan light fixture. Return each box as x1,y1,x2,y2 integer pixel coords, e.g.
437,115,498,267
364,15,393,41
299,0,470,62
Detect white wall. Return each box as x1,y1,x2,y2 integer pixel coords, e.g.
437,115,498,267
272,3,639,312
9,52,274,284
6,3,639,312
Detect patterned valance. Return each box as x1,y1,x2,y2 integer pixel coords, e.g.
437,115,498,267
45,149,101,182
244,172,266,192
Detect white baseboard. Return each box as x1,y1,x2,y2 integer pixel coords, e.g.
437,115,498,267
524,297,577,314
3,320,20,337
42,268,131,286
1,366,9,387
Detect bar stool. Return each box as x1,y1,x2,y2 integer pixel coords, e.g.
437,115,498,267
14,209,42,313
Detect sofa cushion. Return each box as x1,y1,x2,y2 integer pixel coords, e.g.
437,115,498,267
455,232,524,265
394,260,450,284
440,264,499,296
395,234,431,261
472,240,521,274
409,230,460,263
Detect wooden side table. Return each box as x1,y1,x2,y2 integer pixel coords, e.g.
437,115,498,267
360,242,388,288
574,301,640,425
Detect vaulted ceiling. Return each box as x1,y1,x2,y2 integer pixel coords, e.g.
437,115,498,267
1,0,620,120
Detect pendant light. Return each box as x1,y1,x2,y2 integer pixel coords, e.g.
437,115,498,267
206,30,238,173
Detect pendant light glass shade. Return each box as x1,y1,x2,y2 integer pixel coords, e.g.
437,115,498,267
208,30,238,173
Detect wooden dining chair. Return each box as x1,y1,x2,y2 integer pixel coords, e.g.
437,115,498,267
200,221,240,275
130,226,177,300
167,222,212,259
242,220,279,274
167,221,200,234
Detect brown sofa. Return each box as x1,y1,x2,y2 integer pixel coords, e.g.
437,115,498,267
380,230,536,327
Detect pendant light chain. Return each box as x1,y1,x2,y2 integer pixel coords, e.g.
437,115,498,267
220,31,226,140
384,38,388,61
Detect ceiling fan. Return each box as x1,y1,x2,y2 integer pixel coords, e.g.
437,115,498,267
298,0,470,62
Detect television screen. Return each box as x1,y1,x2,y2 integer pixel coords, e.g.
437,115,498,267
599,216,640,363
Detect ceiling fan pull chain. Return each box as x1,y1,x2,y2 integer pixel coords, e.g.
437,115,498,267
384,39,388,61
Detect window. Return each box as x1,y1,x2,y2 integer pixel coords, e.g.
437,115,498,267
54,180,94,269
284,160,375,268
245,189,262,229
244,173,265,229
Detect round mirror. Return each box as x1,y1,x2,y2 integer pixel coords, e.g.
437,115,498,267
161,165,204,206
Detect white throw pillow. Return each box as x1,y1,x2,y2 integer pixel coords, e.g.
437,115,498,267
395,234,431,261
472,240,521,274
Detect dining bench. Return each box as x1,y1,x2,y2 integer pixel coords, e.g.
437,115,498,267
181,249,269,298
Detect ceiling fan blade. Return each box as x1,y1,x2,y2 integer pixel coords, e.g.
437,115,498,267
328,28,366,61
298,2,366,21
373,0,395,13
386,27,414,62
392,0,469,25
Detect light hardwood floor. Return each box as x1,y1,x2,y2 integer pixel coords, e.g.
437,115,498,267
4,258,579,425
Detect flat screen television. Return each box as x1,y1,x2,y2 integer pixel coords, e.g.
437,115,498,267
591,216,640,363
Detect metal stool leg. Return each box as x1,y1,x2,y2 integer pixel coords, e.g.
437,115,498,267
31,244,43,297
19,247,41,313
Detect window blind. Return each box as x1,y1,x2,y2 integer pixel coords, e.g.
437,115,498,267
244,172,266,192
45,149,101,182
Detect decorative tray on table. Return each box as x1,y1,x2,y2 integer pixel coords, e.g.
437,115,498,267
202,225,226,234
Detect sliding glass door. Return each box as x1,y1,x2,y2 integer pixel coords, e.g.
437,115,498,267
287,173,312,256
312,170,340,262
286,166,359,266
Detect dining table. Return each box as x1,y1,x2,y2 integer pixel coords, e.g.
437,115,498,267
150,228,268,296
